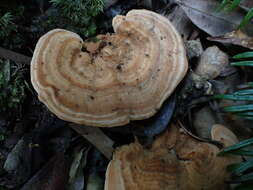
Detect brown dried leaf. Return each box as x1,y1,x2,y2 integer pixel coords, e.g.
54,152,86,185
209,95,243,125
161,5,195,40
208,30,253,50
177,0,253,36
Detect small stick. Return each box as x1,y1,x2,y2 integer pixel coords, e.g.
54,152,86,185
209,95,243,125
177,120,223,148
0,46,31,65
69,124,114,159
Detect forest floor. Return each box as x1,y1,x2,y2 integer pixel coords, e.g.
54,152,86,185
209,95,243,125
0,0,253,189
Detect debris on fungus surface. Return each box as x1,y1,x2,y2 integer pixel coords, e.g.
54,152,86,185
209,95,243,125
105,124,241,190
30,9,188,127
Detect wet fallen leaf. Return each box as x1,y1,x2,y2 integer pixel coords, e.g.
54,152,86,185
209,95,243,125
3,135,32,185
104,0,119,9
69,124,114,159
20,153,69,190
132,95,176,137
161,5,196,40
176,0,253,36
208,30,253,50
85,150,107,190
68,147,89,190
86,173,104,190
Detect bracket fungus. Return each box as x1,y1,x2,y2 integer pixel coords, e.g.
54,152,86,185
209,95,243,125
105,124,241,190
31,9,188,127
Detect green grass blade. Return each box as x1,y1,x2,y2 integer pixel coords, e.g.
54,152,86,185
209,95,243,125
219,138,253,154
226,0,242,12
236,112,253,120
235,89,253,95
233,52,253,59
0,12,13,26
237,116,253,120
227,163,242,172
231,61,253,67
230,150,253,156
214,94,253,101
237,112,253,116
235,184,253,190
217,0,230,11
248,82,253,87
238,8,253,29
235,172,253,182
233,159,253,175
223,104,253,112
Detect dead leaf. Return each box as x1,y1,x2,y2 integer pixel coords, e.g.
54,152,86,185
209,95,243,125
69,124,114,159
104,0,118,9
20,153,69,190
176,0,253,36
208,30,253,50
86,173,104,190
68,147,89,190
3,135,33,186
161,5,196,40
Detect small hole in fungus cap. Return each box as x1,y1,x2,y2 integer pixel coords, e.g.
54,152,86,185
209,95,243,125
116,64,124,71
81,46,88,52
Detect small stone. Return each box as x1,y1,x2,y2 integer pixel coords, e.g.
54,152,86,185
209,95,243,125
195,46,229,80
185,39,203,59
193,107,216,139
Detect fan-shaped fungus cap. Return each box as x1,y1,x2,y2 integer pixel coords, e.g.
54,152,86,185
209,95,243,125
211,124,238,146
105,124,241,190
31,9,188,127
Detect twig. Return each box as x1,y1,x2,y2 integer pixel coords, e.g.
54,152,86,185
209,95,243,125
104,0,118,9
0,46,31,65
177,120,223,148
69,124,114,159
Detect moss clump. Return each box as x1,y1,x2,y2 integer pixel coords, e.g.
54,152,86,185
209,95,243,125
0,7,26,50
0,59,26,112
50,0,104,37
0,12,16,39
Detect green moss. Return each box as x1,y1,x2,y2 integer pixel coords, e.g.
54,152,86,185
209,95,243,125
217,0,253,29
0,7,25,50
50,0,104,37
0,12,16,39
0,59,26,113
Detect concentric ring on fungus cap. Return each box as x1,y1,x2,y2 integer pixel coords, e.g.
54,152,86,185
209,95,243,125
31,9,188,127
